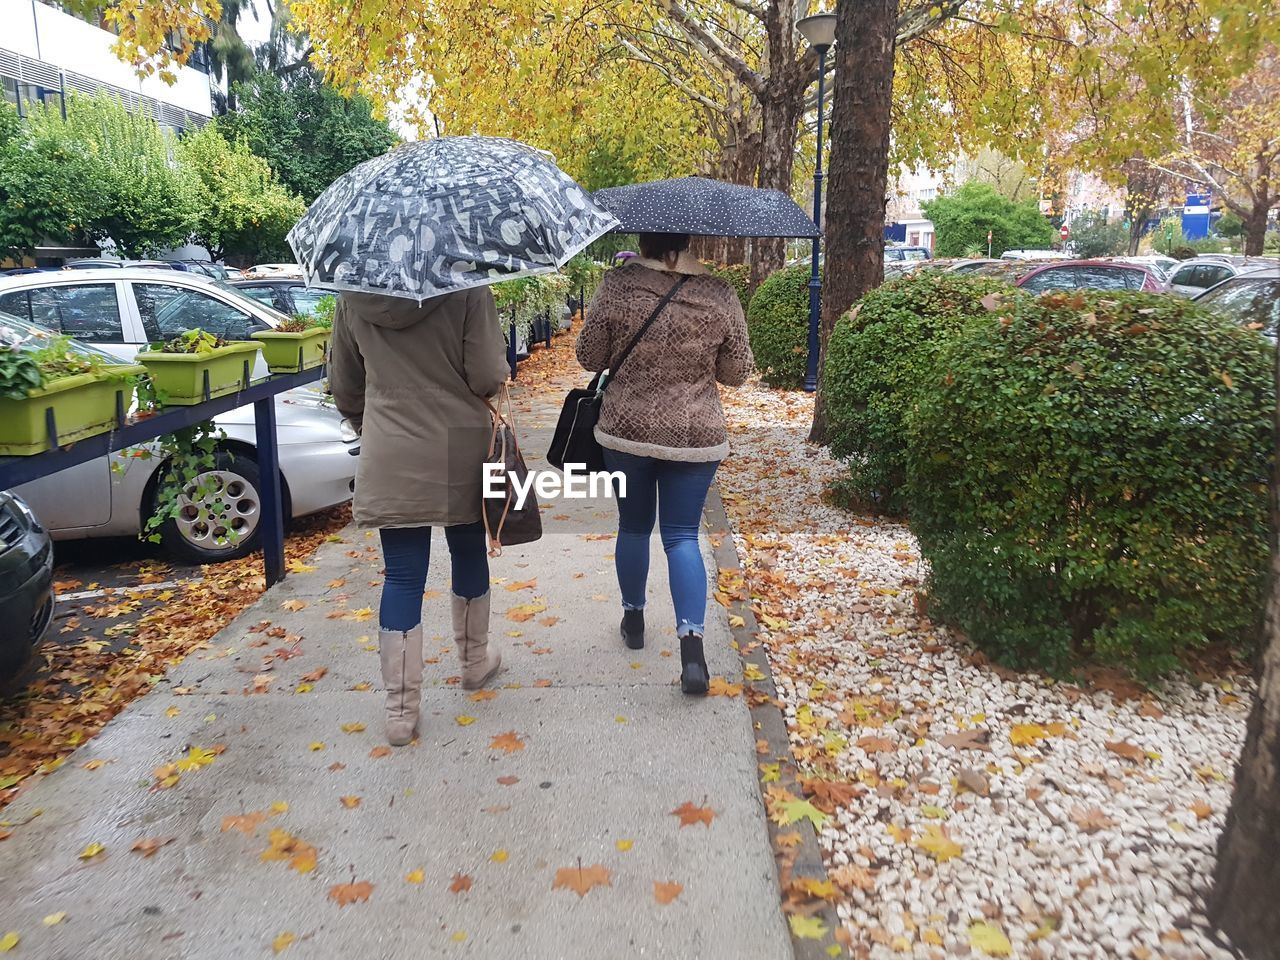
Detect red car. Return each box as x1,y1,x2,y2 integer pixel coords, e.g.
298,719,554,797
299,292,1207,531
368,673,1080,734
1015,259,1169,294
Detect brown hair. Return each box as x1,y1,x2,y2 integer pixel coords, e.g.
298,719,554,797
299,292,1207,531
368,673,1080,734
638,233,691,270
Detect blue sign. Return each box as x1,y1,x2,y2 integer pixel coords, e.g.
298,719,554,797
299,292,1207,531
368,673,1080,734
1182,193,1211,241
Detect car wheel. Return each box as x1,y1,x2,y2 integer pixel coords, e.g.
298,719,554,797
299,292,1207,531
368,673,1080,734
152,451,265,564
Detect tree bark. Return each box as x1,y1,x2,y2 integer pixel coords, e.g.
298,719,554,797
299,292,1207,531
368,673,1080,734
809,0,898,444
1208,335,1280,957
1245,205,1270,256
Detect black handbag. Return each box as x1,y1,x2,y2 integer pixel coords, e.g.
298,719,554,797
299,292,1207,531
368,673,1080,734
482,385,543,556
547,275,689,472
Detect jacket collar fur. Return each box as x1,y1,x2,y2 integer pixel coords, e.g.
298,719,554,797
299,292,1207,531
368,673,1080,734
629,252,709,276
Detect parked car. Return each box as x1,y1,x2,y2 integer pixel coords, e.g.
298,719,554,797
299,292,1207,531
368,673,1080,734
173,260,231,281
243,263,304,280
1107,255,1179,281
229,278,334,318
0,272,358,562
944,258,1005,273
0,491,53,692
1166,257,1278,298
224,267,245,281
1001,249,1071,262
1193,264,1280,334
63,258,188,272
884,245,933,263
1015,259,1168,293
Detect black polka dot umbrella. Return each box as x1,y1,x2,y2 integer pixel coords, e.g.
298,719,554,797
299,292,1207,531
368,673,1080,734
287,137,619,301
592,177,820,238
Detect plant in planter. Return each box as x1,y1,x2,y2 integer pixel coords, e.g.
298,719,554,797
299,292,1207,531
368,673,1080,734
136,328,261,406
251,310,333,374
0,332,143,456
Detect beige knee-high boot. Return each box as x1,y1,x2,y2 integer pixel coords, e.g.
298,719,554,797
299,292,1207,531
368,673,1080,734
453,592,501,690
379,626,423,746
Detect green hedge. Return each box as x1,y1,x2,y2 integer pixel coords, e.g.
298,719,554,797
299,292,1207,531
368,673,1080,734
824,272,1014,514
746,263,810,388
904,290,1273,675
704,262,750,309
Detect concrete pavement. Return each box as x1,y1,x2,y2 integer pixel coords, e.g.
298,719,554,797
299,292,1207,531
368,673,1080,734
0,396,792,958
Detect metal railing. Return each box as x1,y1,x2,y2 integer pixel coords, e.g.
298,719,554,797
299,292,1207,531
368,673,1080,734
0,366,327,588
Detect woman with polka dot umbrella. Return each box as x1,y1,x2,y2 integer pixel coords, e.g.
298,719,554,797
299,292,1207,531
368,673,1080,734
592,176,820,238
287,136,619,302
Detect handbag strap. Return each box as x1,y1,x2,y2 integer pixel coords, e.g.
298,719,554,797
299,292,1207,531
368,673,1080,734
482,384,520,558
601,274,690,391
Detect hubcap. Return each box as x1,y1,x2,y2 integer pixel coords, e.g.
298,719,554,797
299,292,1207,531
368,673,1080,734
174,469,260,551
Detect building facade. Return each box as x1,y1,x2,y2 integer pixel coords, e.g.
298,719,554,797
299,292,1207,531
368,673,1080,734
1,0,214,132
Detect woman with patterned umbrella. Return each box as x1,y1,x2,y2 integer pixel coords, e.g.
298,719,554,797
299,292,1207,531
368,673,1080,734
297,137,617,746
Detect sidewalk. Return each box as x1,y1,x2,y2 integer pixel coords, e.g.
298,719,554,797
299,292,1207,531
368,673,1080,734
0,355,793,959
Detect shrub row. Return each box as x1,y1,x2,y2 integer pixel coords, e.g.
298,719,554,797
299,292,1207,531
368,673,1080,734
821,272,1272,675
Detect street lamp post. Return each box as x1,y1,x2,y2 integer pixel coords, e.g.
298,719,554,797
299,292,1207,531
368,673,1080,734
796,12,837,393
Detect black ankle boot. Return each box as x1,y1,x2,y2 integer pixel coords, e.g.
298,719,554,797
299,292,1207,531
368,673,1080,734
679,633,709,695
620,609,645,649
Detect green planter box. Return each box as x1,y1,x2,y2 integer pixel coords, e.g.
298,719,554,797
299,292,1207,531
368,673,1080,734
0,365,144,456
251,328,331,374
137,341,261,406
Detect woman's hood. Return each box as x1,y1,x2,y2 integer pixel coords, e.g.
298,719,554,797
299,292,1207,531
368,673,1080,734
342,290,458,329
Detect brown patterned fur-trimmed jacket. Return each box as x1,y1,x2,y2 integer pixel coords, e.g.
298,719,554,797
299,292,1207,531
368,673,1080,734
575,252,753,462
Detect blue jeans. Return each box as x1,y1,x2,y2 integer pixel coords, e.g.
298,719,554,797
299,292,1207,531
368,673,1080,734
603,449,720,637
379,522,489,632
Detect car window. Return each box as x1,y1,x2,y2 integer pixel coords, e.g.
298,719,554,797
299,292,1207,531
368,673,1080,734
287,286,331,316
134,282,267,342
1075,266,1139,290
1020,267,1077,292
903,250,928,261
1202,265,1233,288
237,285,281,308
0,283,124,341
1198,279,1280,333
1171,264,1200,287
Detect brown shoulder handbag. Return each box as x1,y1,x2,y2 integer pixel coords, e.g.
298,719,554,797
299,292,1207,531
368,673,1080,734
482,385,543,557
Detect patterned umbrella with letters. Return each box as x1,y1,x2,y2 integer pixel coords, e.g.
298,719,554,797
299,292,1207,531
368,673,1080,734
287,137,618,301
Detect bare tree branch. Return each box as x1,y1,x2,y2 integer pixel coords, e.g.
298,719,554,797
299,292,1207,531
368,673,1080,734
657,0,764,95
617,37,730,113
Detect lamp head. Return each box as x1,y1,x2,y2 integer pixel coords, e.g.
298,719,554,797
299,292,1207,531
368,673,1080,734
795,12,837,52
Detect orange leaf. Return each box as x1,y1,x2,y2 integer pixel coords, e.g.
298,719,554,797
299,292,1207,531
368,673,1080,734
369,746,391,759
490,731,525,753
469,689,498,702
653,881,683,905
552,863,612,897
1105,740,1145,762
856,736,896,754
505,579,537,592
497,775,520,786
300,667,328,683
221,811,267,835
328,881,374,906
533,679,552,688
449,873,473,893
339,796,361,809
671,801,715,828
131,836,175,858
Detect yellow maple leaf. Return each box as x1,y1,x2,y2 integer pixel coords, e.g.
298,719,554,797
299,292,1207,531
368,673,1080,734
309,741,325,751
406,869,425,884
347,607,374,622
1009,723,1048,746
456,715,476,726
272,932,296,954
615,839,634,852
42,912,67,926
969,921,1012,956
282,599,306,612
915,824,963,861
176,746,216,772
341,722,366,734
490,849,509,863
78,841,106,860
789,915,828,940
0,932,17,952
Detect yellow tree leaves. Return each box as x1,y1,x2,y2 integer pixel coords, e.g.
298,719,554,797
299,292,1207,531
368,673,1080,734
261,829,318,875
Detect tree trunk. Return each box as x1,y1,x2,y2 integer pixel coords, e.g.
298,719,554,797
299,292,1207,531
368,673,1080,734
809,0,898,444
1245,206,1269,256
1208,335,1280,957
751,90,804,287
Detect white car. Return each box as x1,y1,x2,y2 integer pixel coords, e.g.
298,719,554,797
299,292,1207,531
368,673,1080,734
0,269,357,563
1166,257,1278,298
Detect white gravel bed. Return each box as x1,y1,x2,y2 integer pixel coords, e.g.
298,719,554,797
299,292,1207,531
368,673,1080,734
718,379,1250,960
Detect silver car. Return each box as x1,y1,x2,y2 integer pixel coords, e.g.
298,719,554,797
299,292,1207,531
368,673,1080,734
1167,256,1279,298
0,269,357,563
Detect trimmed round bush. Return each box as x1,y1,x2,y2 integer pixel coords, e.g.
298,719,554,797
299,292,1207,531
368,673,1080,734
704,262,750,309
746,263,810,388
905,290,1273,675
824,271,1015,514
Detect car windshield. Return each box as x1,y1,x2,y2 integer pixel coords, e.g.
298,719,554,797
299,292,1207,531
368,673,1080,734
210,280,291,323
1197,278,1280,333
0,309,125,364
